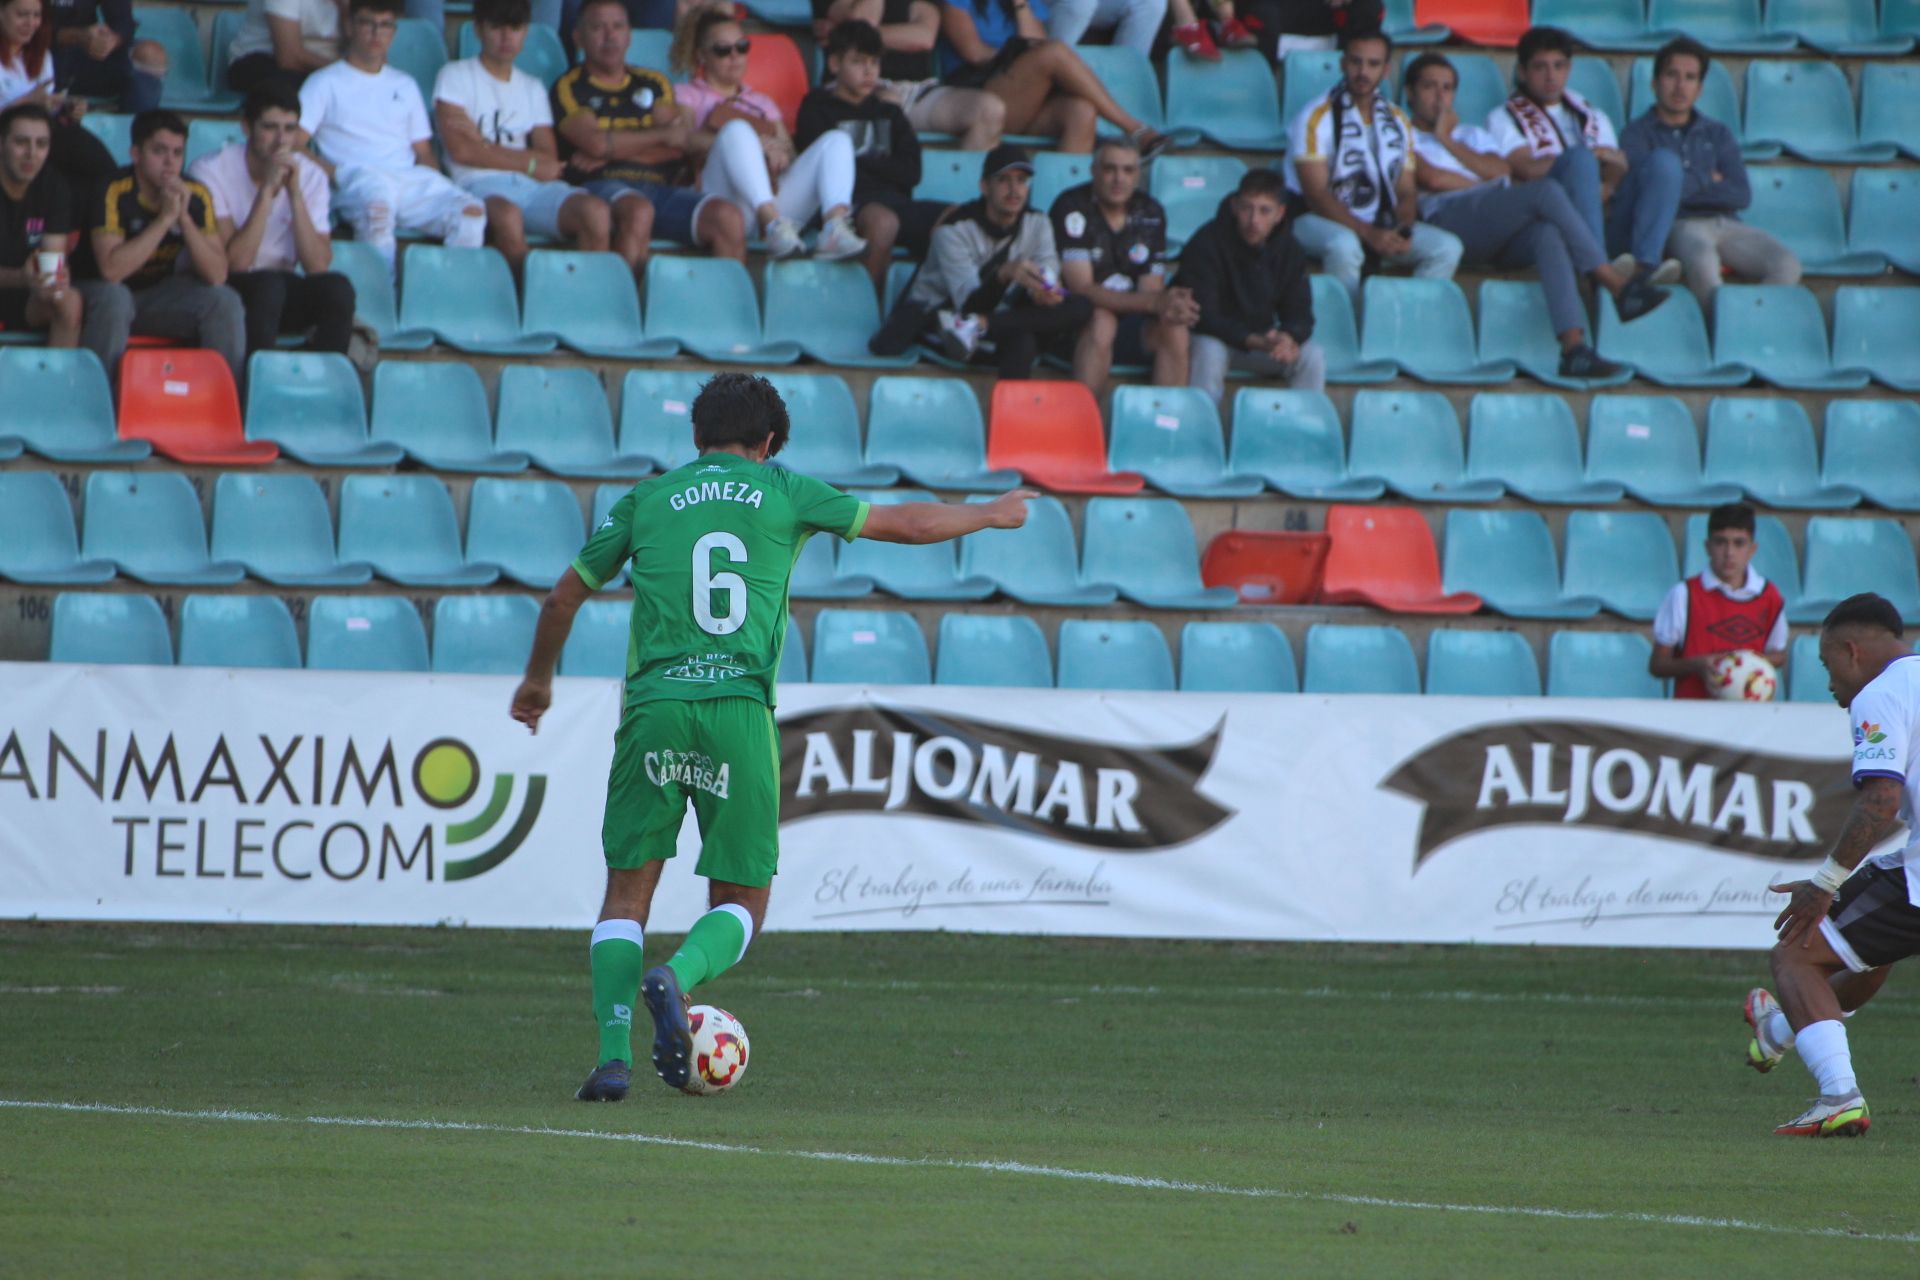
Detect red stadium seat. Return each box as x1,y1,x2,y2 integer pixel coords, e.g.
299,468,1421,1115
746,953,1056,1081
746,33,808,129
1415,0,1530,45
1319,504,1482,613
117,349,278,465
1201,530,1330,604
986,381,1144,495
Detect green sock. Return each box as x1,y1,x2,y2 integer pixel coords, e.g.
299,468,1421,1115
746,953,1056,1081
590,919,645,1066
665,905,752,993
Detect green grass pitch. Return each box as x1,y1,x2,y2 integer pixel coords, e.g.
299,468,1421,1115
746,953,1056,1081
2,923,1916,1277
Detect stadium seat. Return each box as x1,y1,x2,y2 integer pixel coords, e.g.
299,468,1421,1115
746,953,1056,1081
0,349,148,461
742,32,807,127
456,18,570,82
1178,621,1299,693
1594,289,1749,387
210,473,373,587
839,489,994,600
336,475,500,588
1568,58,1625,128
1560,510,1677,620
811,609,931,684
1415,0,1528,44
1301,624,1420,695
1846,169,1920,274
1823,400,1920,511
1383,0,1451,40
1744,61,1896,163
521,251,677,360
0,472,115,584
1682,512,1803,606
1741,167,1885,276
1224,388,1385,500
1646,0,1795,51
778,615,807,684
644,256,800,364
1308,276,1397,383
82,471,244,586
370,362,530,473
627,27,671,69
959,495,1116,605
914,149,986,205
49,593,171,665
1347,390,1505,503
1628,56,1770,159
790,531,874,599
1530,0,1662,49
399,246,557,355
764,260,915,369
1861,63,1920,158
1703,397,1862,509
1787,633,1827,702
432,596,541,675
1282,50,1345,131
618,370,706,473
1713,284,1870,391
1766,0,1913,54
388,17,447,105
1584,394,1742,506
1546,631,1663,698
1888,0,1920,38
866,377,1018,491
497,364,651,479
1149,155,1245,249
1426,629,1542,697
118,349,278,463
177,595,300,669
1441,52,1508,125
1466,394,1625,504
934,613,1054,688
1477,280,1632,389
1109,386,1262,498
1056,620,1175,691
1831,287,1920,392
135,5,242,108
1081,45,1166,136
765,372,899,487
1081,497,1237,609
1795,518,1920,624
1201,530,1330,605
466,479,585,589
243,352,405,466
306,596,430,672
79,111,132,161
1164,50,1286,150
207,8,243,97
987,381,1144,494
1442,509,1602,619
1360,278,1516,384
1318,504,1481,613
331,239,432,351
184,118,245,169
560,598,631,678
1031,152,1091,211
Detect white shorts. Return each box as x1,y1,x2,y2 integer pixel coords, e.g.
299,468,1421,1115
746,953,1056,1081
459,172,592,240
333,164,484,242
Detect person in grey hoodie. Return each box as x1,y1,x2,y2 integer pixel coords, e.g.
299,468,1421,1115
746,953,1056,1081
1176,168,1325,406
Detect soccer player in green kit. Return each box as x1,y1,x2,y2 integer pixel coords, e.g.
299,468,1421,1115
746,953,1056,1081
510,372,1034,1100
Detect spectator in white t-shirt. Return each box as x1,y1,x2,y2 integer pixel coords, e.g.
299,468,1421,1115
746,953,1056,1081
227,0,345,97
299,0,486,275
434,0,611,272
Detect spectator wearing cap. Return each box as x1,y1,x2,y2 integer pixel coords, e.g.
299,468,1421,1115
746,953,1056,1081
1650,502,1788,699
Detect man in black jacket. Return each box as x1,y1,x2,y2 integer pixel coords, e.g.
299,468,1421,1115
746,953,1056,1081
1178,169,1323,406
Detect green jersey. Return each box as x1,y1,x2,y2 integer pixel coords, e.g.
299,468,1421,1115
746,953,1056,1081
572,452,869,708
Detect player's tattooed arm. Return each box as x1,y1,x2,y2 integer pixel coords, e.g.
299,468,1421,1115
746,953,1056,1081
1771,776,1904,946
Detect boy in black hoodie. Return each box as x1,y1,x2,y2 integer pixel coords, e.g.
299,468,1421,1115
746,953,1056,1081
1176,168,1325,406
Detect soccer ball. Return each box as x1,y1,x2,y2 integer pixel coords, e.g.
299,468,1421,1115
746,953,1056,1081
1707,650,1778,702
684,1004,749,1095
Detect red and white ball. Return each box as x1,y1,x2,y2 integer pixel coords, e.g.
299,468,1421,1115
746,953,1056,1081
1707,650,1778,702
684,1004,750,1095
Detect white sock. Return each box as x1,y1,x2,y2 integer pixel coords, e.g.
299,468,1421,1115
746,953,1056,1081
1793,1019,1859,1098
1763,1007,1795,1050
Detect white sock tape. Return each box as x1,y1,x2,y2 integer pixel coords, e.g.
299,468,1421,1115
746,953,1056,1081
591,919,644,950
714,903,755,964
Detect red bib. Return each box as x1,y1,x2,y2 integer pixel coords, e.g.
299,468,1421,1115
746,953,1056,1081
1675,574,1784,699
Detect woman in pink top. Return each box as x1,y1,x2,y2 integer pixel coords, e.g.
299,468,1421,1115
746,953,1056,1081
670,6,865,260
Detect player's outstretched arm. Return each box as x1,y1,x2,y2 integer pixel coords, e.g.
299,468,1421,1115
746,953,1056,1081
510,567,594,735
859,489,1036,545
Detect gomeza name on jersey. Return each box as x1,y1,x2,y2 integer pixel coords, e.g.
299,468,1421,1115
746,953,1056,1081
669,479,764,512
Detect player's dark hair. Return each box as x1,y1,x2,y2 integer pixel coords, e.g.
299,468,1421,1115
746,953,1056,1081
1653,35,1711,80
475,0,532,26
242,84,301,124
692,373,790,458
1515,25,1576,67
349,0,405,17
1823,593,1904,639
131,109,189,149
1337,24,1391,55
1402,52,1455,93
1236,168,1288,203
1705,502,1755,538
0,101,51,140
825,18,883,60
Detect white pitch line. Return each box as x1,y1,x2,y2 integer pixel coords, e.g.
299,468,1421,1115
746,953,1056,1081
1,1098,1912,1246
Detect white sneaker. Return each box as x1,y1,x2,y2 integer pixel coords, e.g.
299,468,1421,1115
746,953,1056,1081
813,215,868,262
764,217,806,259
1650,257,1683,286
1610,252,1637,279
1774,1091,1869,1137
935,309,983,361
1744,987,1785,1073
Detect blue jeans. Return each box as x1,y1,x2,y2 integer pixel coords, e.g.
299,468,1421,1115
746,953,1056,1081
1428,180,1604,338
1288,214,1464,311
1545,146,1604,253
1605,147,1683,268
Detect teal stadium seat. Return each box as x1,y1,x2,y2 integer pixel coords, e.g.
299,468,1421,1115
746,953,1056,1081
371,362,531,473
644,256,800,364
1744,61,1896,164
811,609,931,684
1795,518,1920,624
1466,393,1625,503
1584,394,1741,506
1056,620,1175,691
134,6,242,108
79,112,132,162
914,150,986,205
1560,510,1678,620
778,616,807,684
958,494,1118,606
1081,45,1165,136
400,246,557,355
388,17,448,105
1547,631,1663,698
1861,63,1920,159
790,531,873,599
1682,512,1802,608
1628,56,1772,159
1713,284,1870,392
1441,53,1506,129
1766,0,1913,54
618,370,706,473
50,593,171,665
626,28,671,69
1847,170,1920,274
1831,287,1920,392
178,595,300,669
1149,155,1244,249
1822,400,1920,511
1442,509,1602,619
1109,386,1262,498
521,251,677,359
306,596,430,672
210,473,374,586
1787,634,1827,702
1530,0,1662,50
1081,497,1237,609
1425,629,1542,696
1382,0,1451,42
82,471,244,586
466,478,585,589
560,598,631,677
0,348,150,461
243,352,405,466
1164,50,1286,150
0,472,115,583
1282,50,1343,131
1348,390,1505,503
1646,0,1795,51
865,377,1018,491
1477,280,1633,389
456,18,571,82
765,372,899,487
1887,0,1920,39
1031,152,1091,211
433,596,541,675
1309,275,1397,383
331,240,432,350
838,490,994,600
1568,58,1625,130
497,364,651,479
336,475,501,587
1225,388,1385,500
1703,397,1862,509
764,261,915,369
1595,288,1749,386
208,8,242,96
1301,624,1419,695
934,614,1054,688
1741,167,1885,276
1360,277,1516,384
1179,621,1298,693
185,118,245,169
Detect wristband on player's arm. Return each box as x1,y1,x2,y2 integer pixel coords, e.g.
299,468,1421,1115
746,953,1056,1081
1812,857,1852,894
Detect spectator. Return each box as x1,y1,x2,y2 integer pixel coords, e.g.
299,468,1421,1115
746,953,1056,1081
226,0,344,97
1283,26,1460,309
1043,0,1163,61
1622,36,1799,309
1488,25,1679,288
812,0,1006,148
299,0,487,277
1048,136,1195,391
891,143,1091,378
1167,0,1257,62
1178,167,1324,405
550,0,744,265
669,5,866,261
0,0,115,203
86,109,244,379
1650,502,1788,699
796,20,950,290
0,102,94,347
190,85,353,359
434,0,612,274
406,0,559,56
1404,52,1665,380
48,0,166,113
1240,0,1379,65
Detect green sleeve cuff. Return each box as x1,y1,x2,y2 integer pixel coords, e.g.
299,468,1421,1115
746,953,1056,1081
571,557,605,592
844,501,870,542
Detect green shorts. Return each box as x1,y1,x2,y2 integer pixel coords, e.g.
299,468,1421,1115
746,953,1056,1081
601,696,782,887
